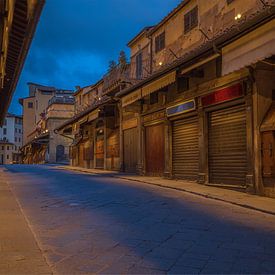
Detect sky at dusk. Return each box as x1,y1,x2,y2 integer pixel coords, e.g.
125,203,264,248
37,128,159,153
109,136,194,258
9,0,181,115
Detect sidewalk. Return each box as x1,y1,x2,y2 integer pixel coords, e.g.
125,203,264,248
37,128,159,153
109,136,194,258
0,168,52,274
57,165,275,216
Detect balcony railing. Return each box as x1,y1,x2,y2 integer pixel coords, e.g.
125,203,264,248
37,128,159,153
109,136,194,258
102,64,130,94
48,96,75,106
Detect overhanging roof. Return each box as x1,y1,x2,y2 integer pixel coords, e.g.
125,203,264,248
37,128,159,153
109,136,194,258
117,6,275,99
0,0,45,126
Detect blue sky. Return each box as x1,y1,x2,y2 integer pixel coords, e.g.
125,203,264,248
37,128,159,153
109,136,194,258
10,0,181,114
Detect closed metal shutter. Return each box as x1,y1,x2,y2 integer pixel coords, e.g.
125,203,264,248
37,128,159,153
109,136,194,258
208,104,247,186
172,116,199,180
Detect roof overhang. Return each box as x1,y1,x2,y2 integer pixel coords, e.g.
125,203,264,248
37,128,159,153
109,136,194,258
0,0,45,126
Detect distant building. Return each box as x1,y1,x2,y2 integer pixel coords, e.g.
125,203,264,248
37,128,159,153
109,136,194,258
20,83,75,164
0,113,23,164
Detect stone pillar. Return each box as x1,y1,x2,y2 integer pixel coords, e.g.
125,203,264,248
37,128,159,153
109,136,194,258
137,114,144,175
245,80,255,193
198,105,208,184
119,104,124,172
164,119,172,178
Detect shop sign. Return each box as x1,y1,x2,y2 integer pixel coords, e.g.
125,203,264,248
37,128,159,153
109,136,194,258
201,83,243,107
143,111,165,123
122,118,138,130
122,89,142,107
166,99,195,117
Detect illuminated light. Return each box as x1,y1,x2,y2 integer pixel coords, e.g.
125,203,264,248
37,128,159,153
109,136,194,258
159,61,163,66
235,13,242,20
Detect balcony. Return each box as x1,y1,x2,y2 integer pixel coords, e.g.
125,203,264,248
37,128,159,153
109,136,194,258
102,64,130,95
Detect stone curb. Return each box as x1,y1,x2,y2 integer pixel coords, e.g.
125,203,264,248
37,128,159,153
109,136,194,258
56,166,275,217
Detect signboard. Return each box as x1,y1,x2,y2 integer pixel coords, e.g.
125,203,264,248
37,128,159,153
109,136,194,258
122,89,142,107
122,118,138,130
166,99,195,117
201,83,243,107
143,111,165,123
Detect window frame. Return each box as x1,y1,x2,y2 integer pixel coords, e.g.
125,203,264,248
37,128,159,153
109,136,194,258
155,31,165,53
135,52,143,79
184,6,198,34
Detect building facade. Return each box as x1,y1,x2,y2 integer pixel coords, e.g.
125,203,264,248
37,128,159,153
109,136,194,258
0,113,23,164
57,0,275,198
20,83,75,164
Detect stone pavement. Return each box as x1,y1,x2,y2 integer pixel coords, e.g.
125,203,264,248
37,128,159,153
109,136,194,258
3,165,275,274
57,165,275,216
0,167,52,275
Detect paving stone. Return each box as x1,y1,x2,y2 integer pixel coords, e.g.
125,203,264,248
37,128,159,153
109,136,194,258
3,165,275,274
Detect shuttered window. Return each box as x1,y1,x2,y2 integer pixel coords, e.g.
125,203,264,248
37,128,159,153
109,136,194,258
136,52,143,79
155,32,165,53
184,6,198,34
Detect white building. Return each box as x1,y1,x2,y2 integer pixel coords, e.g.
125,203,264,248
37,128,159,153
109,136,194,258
0,113,23,164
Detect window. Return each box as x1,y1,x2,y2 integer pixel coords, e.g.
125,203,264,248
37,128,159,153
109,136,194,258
4,119,7,126
15,145,17,150
184,6,198,34
155,32,165,53
3,128,6,135
41,90,53,95
15,137,17,142
15,128,17,133
149,92,159,105
7,146,9,150
18,138,21,142
7,154,9,160
1,146,4,150
28,102,33,108
19,129,21,133
178,77,189,93
136,52,143,79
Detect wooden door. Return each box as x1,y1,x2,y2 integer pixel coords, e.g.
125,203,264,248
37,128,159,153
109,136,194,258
78,143,84,167
262,131,275,177
145,123,164,176
123,127,138,173
96,135,104,168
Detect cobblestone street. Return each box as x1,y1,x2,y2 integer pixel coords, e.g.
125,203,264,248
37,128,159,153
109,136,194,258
2,165,275,274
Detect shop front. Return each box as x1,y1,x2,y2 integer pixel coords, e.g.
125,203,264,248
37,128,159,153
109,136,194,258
201,82,250,188
143,111,166,176
167,99,199,180
122,117,138,173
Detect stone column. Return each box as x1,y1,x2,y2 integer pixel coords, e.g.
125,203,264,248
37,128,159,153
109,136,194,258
198,105,208,184
164,118,172,178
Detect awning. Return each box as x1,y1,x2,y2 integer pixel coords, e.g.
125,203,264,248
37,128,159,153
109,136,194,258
122,89,142,107
180,54,220,75
260,103,275,132
142,71,176,97
78,116,88,125
88,109,99,122
222,19,275,76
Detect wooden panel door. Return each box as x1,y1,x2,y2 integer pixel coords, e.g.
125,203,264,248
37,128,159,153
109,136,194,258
123,127,138,173
145,123,164,176
262,131,275,177
78,143,84,167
